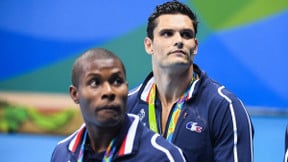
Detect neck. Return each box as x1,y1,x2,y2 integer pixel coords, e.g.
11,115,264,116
153,66,194,108
85,123,122,153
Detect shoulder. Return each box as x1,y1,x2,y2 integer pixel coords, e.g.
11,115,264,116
51,136,72,162
128,84,142,102
127,75,153,113
128,72,154,99
196,72,253,127
204,81,251,123
128,84,142,96
198,72,243,107
50,130,79,162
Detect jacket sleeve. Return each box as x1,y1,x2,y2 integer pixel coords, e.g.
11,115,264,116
212,91,254,162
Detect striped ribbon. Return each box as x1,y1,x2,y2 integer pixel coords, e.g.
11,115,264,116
148,73,197,142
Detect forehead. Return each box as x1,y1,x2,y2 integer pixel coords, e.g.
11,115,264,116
155,14,194,31
81,58,124,74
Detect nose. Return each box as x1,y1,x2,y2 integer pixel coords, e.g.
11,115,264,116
102,82,115,100
175,42,183,48
174,33,183,49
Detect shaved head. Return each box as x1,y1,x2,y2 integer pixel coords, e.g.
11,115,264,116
71,48,126,87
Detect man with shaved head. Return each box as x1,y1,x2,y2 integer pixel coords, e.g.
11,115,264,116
51,48,186,162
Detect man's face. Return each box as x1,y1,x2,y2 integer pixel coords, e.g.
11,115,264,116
70,58,128,127
145,14,198,70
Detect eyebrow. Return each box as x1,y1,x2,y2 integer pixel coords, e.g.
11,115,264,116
110,71,126,79
159,28,194,32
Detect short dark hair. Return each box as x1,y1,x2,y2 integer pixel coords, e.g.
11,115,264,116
147,0,198,40
71,48,126,87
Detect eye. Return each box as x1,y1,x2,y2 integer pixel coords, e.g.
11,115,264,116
160,30,173,38
110,76,125,86
181,30,195,39
113,77,124,86
89,78,101,88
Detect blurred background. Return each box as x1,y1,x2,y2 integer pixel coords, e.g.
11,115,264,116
0,0,287,161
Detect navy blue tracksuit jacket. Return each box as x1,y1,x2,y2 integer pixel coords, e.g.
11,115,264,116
127,64,254,162
51,114,186,162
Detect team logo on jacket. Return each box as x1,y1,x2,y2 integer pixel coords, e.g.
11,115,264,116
186,122,202,133
137,109,146,126
138,109,145,120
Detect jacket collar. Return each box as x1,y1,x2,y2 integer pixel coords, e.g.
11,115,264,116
139,72,200,103
68,114,140,156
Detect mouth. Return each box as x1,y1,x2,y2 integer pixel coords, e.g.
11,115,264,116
96,105,121,113
169,50,187,56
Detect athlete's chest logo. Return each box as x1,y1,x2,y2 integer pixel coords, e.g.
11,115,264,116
186,121,202,133
137,108,146,126
137,108,145,119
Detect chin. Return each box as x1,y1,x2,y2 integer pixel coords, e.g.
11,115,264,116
169,62,190,68
96,116,125,128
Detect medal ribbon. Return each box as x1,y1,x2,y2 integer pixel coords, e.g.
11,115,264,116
148,84,158,133
148,73,197,142
77,130,117,162
102,139,116,162
166,91,189,142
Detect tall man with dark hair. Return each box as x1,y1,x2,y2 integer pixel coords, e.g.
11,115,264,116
127,1,254,161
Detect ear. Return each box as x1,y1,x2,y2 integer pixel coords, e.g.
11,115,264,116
193,38,199,55
69,85,79,104
144,37,153,55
